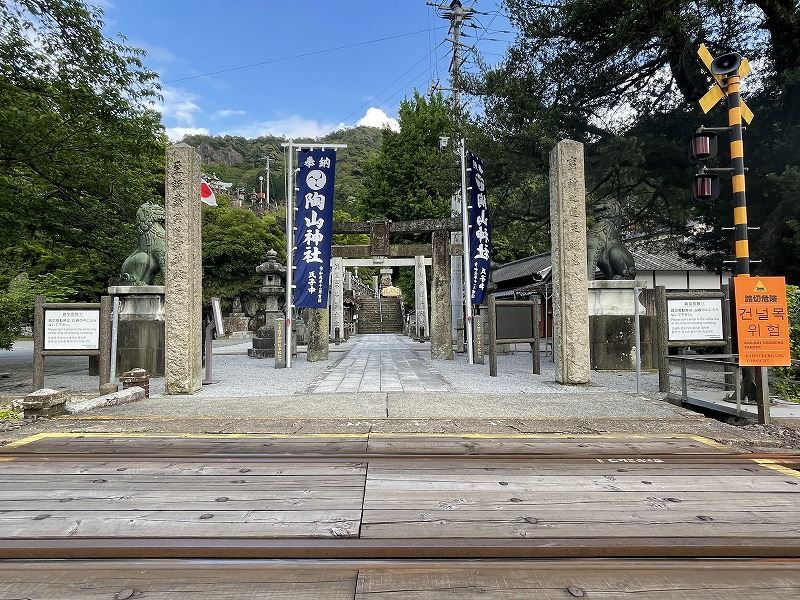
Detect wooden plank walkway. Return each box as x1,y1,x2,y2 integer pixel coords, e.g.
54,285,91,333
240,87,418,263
0,433,799,597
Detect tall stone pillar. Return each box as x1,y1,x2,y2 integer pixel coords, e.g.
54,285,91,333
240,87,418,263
164,143,203,394
549,139,590,384
430,230,453,359
414,255,430,339
329,257,344,341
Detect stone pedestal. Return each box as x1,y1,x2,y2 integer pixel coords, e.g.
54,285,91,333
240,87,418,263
249,327,276,358
108,285,165,376
588,280,658,370
223,313,250,338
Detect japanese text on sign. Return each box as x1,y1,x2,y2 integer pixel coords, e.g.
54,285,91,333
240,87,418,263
667,299,723,341
43,309,100,350
293,149,336,309
467,150,491,306
734,277,791,367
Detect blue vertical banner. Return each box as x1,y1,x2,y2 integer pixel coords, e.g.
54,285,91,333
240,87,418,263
467,150,491,305
293,149,337,308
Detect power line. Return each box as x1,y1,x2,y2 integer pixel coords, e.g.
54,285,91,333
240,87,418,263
163,29,444,84
321,40,450,135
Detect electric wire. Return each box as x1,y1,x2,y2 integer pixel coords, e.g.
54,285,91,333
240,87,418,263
163,29,441,84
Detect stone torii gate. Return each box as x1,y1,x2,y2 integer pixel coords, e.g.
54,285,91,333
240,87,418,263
331,217,463,360
330,217,463,360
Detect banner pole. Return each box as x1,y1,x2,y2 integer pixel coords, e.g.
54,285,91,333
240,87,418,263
285,139,294,368
460,139,474,364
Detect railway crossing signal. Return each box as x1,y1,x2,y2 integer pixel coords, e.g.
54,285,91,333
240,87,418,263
691,44,755,276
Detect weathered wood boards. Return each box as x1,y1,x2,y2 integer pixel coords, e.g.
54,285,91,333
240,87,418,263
0,434,799,597
0,433,798,547
1,559,799,599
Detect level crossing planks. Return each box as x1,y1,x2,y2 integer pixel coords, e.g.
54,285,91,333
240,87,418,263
0,559,799,599
0,433,798,557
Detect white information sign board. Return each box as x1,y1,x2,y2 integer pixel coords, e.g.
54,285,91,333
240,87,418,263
667,298,723,341
43,309,100,350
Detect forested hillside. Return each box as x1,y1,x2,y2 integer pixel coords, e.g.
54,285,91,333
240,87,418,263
184,126,383,216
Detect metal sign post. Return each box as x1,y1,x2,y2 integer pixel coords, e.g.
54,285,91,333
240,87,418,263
203,297,224,385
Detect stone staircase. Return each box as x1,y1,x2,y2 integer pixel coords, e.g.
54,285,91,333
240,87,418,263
357,296,404,334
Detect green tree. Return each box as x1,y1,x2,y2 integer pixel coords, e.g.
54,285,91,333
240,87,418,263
0,273,75,350
357,91,456,223
0,0,166,345
201,203,285,308
467,0,800,272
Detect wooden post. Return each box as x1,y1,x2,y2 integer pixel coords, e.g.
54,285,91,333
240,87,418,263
532,297,541,374
33,296,45,392
488,294,498,377
655,285,669,392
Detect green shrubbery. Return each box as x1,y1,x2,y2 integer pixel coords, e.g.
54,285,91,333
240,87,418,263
0,273,75,350
772,285,800,402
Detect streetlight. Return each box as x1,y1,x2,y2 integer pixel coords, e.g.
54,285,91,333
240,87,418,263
258,176,264,213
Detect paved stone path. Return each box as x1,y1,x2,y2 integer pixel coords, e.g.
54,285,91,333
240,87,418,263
308,334,451,393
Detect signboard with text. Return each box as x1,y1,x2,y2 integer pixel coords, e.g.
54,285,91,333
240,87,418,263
667,298,724,341
43,309,100,350
734,276,791,367
467,150,491,306
293,148,336,308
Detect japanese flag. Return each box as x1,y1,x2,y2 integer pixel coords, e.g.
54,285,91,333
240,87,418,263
200,179,217,206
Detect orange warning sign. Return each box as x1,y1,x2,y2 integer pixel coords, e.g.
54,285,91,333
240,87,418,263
734,276,791,367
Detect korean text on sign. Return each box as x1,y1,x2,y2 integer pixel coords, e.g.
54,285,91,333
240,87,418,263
734,277,791,367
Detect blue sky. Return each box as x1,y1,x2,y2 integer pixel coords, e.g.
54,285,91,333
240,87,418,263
96,1,515,141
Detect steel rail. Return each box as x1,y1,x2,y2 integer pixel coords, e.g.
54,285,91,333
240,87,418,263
1,450,799,464
2,536,800,560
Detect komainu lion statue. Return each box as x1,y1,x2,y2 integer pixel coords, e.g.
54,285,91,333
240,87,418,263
586,198,637,281
119,202,166,286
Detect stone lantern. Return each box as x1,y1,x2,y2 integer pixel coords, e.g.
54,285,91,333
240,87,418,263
248,249,286,358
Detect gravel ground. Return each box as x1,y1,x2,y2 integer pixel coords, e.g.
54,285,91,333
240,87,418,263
2,336,799,452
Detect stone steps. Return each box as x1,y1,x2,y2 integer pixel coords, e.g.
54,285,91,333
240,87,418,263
358,297,403,334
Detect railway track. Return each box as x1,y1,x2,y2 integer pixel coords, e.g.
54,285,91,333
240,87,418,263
1,432,799,598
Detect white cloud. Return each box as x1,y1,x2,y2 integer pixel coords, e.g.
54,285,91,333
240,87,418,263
150,87,202,126
165,127,209,142
357,107,399,132
214,109,246,119
225,115,340,139
135,42,177,65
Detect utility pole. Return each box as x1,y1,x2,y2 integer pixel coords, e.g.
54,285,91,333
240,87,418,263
430,0,476,353
428,0,475,111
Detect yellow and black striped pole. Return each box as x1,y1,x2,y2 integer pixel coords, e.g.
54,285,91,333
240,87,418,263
698,46,754,276
725,69,750,277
